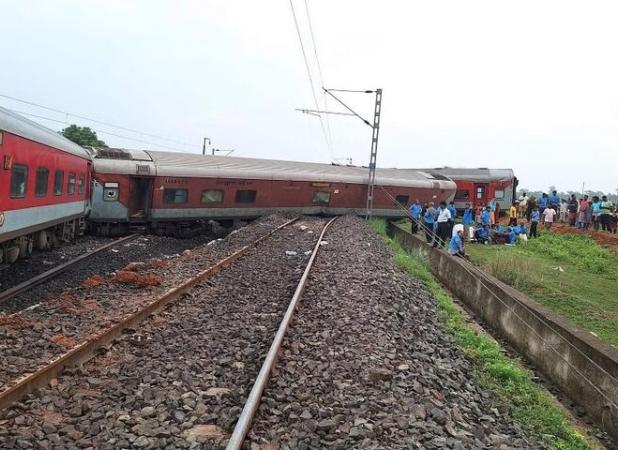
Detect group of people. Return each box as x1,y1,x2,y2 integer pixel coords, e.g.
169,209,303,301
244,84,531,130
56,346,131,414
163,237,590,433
406,190,617,259
517,191,617,233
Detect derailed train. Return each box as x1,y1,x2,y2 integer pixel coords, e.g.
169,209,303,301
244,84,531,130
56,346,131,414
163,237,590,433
0,106,456,263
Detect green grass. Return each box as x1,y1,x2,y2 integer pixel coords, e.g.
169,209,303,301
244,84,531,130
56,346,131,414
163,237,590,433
466,232,618,348
368,218,592,450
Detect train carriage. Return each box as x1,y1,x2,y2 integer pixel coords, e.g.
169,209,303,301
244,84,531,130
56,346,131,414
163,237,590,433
427,167,517,213
91,148,457,236
0,107,92,263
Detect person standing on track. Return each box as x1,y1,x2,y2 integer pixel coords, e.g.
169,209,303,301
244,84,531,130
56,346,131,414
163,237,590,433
433,201,452,248
462,203,474,241
408,199,422,234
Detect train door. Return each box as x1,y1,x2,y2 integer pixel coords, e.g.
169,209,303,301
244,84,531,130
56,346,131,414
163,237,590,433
128,177,153,221
474,183,488,207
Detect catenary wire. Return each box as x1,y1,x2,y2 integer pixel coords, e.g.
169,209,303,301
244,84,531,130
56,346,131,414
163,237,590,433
0,93,196,148
288,0,333,161
379,186,618,410
9,109,196,153
303,0,334,157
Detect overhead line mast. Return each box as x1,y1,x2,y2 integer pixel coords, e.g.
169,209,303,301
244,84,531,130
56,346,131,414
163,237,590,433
300,88,382,218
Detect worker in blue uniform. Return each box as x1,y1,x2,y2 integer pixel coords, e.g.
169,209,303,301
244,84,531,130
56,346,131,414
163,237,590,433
481,207,492,227
409,199,422,234
462,203,474,241
423,205,436,243
448,228,466,258
548,190,560,212
537,193,548,210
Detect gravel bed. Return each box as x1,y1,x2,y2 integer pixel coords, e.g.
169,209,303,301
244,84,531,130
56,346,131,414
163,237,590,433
0,232,227,314
0,216,323,449
0,215,292,395
0,236,115,293
248,216,537,449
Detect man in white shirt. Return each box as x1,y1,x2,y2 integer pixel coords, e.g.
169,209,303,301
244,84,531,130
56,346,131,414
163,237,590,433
542,207,556,230
518,193,528,218
433,201,452,248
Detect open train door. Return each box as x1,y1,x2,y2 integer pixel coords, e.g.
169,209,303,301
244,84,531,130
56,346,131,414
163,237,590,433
128,177,154,222
474,183,488,207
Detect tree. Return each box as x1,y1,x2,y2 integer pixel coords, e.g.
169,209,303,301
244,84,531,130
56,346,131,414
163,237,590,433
60,125,107,147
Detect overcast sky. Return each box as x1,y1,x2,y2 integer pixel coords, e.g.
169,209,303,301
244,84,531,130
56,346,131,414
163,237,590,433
1,0,617,192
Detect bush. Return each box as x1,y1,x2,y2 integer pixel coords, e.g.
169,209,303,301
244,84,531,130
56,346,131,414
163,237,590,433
483,252,544,291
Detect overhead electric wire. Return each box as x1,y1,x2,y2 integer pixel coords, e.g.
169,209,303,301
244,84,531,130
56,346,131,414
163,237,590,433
0,92,196,148
303,0,334,156
10,109,195,153
288,0,333,161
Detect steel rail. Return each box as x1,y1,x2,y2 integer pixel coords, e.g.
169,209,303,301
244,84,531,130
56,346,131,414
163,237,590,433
226,216,337,450
0,217,298,411
0,234,139,306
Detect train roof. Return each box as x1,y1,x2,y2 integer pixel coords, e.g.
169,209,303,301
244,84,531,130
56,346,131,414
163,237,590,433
426,167,515,181
0,107,92,160
92,148,457,190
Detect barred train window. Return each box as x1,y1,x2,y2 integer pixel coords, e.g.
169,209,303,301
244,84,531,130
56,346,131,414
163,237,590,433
455,190,469,200
494,190,505,199
35,167,49,197
54,170,64,195
78,175,85,194
312,191,331,203
235,190,256,204
201,190,223,203
10,164,28,198
164,188,188,204
68,173,76,195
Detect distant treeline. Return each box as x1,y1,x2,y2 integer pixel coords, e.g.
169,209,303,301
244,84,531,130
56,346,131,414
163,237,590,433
517,189,617,203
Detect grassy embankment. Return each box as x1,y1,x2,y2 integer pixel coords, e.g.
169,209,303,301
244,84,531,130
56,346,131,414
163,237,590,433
368,218,592,450
466,231,618,349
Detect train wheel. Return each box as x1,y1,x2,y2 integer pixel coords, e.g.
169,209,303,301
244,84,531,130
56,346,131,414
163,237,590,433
6,246,20,264
18,239,34,259
35,231,52,250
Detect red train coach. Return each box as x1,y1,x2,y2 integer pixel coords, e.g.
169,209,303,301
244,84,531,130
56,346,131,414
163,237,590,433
0,107,92,263
90,148,456,236
426,167,518,213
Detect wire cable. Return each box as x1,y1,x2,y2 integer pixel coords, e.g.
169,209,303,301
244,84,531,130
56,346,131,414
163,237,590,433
10,109,196,153
0,93,196,148
288,0,333,161
379,186,617,411
303,0,334,156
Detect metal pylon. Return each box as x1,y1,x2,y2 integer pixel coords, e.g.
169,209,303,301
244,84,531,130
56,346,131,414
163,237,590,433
365,89,382,218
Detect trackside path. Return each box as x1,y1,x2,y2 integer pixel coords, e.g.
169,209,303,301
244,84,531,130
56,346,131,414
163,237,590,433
247,216,536,449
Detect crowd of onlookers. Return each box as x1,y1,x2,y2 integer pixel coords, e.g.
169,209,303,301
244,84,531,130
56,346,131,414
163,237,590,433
406,191,617,258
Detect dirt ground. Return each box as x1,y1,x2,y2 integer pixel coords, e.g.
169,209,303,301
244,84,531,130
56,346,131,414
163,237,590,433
552,223,618,252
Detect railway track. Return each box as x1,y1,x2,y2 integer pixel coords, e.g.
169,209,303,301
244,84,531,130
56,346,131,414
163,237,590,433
0,217,297,409
0,235,138,307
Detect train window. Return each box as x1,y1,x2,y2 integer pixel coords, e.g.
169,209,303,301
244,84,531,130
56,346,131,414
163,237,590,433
312,191,331,203
455,190,470,200
103,182,119,201
78,175,85,194
235,190,256,204
68,173,76,195
164,188,188,204
494,190,505,199
201,190,223,204
10,164,28,198
395,195,409,205
35,167,49,197
476,186,486,199
54,170,64,195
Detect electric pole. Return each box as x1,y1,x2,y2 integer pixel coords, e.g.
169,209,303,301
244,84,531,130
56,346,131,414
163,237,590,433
298,88,383,218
